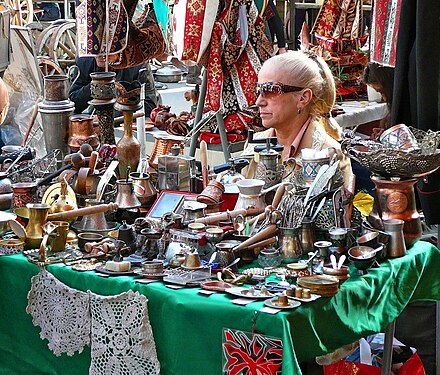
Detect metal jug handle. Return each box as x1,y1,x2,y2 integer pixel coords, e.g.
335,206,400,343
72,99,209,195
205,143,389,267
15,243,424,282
67,65,80,88
133,182,146,197
282,157,296,180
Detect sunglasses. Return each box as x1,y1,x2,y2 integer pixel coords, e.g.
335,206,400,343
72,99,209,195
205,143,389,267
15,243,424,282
255,81,304,98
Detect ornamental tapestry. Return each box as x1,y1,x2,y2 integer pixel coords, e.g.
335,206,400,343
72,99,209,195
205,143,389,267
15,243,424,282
222,328,283,375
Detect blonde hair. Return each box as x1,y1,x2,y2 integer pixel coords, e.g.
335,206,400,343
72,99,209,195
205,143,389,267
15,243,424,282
264,51,341,140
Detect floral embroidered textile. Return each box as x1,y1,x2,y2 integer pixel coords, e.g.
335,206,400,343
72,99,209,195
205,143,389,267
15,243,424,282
89,290,160,375
26,268,91,357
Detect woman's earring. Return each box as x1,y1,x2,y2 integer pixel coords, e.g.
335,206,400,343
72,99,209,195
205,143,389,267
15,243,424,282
297,108,301,114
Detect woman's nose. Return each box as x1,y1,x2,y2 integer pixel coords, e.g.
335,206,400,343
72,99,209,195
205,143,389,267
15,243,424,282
255,93,265,106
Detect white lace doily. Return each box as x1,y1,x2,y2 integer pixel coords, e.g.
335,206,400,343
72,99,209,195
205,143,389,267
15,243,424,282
26,268,91,356
89,290,160,375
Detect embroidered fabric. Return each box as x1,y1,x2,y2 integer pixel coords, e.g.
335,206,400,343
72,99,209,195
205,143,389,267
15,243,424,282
89,290,160,375
26,268,91,356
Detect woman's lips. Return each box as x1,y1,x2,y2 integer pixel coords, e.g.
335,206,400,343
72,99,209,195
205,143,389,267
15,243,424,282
259,112,271,118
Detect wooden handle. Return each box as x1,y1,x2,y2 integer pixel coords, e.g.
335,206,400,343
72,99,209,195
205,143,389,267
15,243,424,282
47,203,118,221
200,140,209,188
89,151,99,174
272,184,287,208
194,207,264,225
246,237,277,250
21,98,41,147
114,111,144,124
233,224,279,252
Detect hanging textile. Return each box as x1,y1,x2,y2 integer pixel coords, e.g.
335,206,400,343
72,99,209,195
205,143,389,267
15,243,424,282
172,0,219,63
89,290,160,375
26,269,91,357
389,0,440,225
369,0,402,67
76,0,165,69
76,0,129,57
204,0,273,134
311,0,367,53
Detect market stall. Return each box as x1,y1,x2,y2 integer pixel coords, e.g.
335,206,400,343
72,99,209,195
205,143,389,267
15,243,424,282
0,0,439,373
0,241,438,375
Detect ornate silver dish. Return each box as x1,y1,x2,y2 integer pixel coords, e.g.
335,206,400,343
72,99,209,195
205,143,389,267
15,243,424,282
342,129,440,178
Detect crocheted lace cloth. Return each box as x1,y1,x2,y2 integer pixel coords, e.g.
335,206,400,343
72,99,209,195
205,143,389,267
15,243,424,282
89,290,160,375
26,268,91,356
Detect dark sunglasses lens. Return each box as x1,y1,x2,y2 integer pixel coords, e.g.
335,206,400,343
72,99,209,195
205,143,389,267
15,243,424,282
256,83,280,98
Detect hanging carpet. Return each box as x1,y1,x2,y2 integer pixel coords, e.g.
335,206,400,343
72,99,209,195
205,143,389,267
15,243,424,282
76,0,165,69
369,0,402,67
311,0,367,53
204,0,273,134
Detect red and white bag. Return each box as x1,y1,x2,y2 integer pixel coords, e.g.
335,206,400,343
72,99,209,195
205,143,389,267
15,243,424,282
322,335,426,375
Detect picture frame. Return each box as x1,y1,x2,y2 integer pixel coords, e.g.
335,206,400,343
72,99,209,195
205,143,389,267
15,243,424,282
146,190,197,219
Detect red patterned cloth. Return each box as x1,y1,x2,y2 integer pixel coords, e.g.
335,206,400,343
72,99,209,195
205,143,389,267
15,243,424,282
370,0,402,67
199,132,247,144
204,0,273,134
173,0,219,63
312,0,367,53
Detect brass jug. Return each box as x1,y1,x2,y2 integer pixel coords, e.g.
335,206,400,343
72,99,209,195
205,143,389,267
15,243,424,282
25,203,50,249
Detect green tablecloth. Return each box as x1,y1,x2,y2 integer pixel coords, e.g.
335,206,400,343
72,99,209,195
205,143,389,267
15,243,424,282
0,241,439,375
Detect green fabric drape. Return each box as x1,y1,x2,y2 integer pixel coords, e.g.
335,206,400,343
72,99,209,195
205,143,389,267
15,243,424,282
0,241,439,375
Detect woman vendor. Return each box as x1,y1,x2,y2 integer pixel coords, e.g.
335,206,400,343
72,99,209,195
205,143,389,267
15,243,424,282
242,50,353,190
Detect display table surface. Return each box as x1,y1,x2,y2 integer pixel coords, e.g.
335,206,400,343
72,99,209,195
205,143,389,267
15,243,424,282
0,241,439,375
335,101,388,129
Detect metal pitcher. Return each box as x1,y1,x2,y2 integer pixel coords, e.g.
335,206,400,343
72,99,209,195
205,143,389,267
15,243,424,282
115,179,142,210
129,172,157,208
25,203,50,249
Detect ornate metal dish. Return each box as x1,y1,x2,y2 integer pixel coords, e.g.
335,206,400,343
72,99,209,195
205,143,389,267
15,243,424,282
342,131,440,178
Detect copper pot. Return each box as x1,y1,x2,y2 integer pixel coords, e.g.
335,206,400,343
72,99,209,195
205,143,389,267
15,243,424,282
149,134,185,169
368,176,422,248
68,114,100,152
12,182,37,209
43,74,69,101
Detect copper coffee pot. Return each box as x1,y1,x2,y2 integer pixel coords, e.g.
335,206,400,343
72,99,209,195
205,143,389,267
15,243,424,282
368,176,422,248
68,114,100,153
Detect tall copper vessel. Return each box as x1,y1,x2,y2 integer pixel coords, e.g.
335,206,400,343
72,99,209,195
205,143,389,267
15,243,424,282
368,176,422,248
117,110,140,179
89,72,117,145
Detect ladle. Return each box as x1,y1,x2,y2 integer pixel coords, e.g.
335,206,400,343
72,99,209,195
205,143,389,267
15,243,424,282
355,244,384,259
224,257,240,270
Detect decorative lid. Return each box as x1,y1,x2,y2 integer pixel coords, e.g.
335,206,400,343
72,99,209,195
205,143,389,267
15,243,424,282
8,219,26,240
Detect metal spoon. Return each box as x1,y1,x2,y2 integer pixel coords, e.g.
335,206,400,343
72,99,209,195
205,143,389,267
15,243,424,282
337,254,346,269
330,254,338,269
